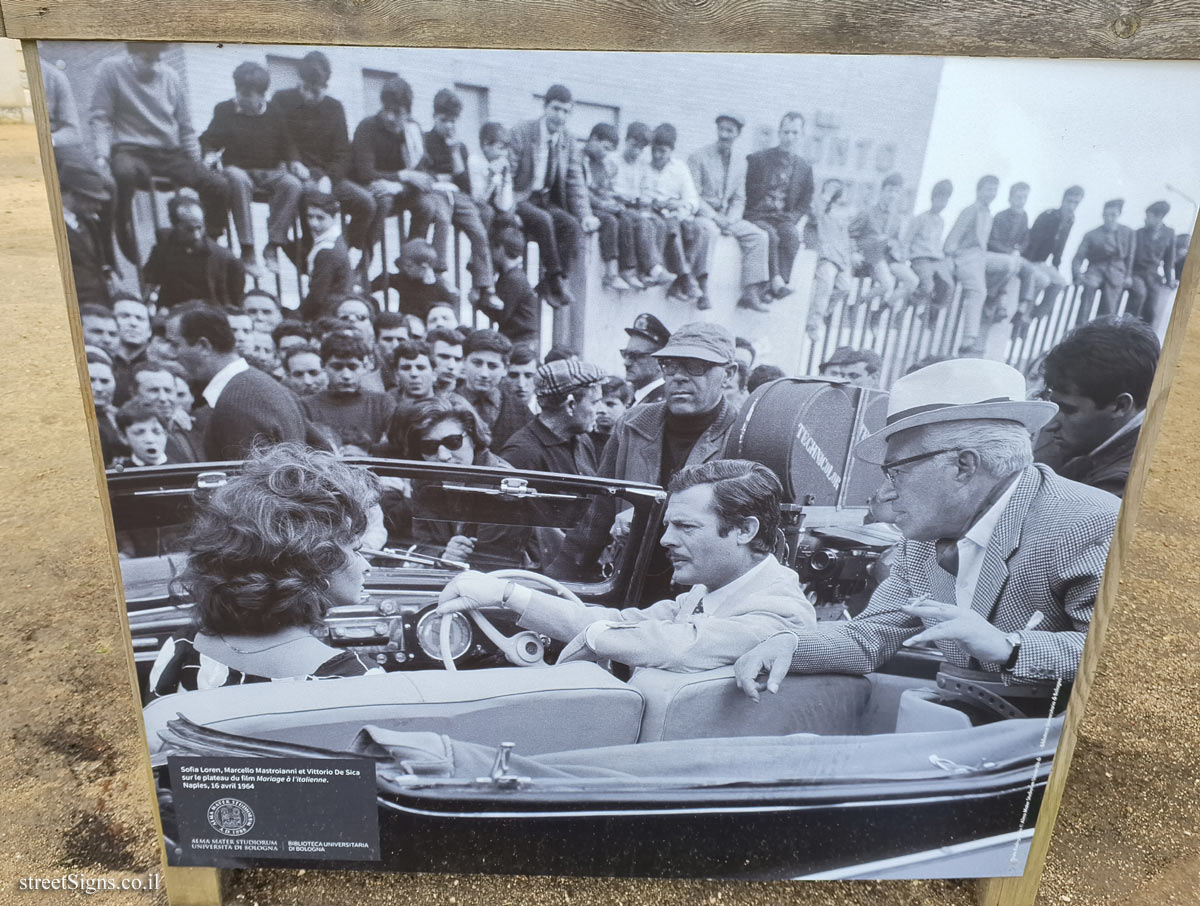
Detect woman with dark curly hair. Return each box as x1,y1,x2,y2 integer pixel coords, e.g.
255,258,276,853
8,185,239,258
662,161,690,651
148,444,384,696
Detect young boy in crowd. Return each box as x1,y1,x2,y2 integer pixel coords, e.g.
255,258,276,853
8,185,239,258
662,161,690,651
807,178,853,339
903,179,955,317
371,239,458,319
610,121,671,289
492,226,541,349
643,123,709,308
582,122,634,292
112,399,172,468
421,88,499,312
302,330,397,449
200,61,303,278
468,122,518,236
298,192,354,320
591,376,633,459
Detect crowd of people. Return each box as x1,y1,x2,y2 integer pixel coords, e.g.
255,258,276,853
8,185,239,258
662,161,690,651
51,44,1171,704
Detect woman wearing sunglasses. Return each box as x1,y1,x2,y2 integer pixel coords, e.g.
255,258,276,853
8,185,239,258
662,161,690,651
396,395,531,569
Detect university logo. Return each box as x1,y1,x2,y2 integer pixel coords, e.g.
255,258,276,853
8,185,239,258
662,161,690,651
206,798,255,837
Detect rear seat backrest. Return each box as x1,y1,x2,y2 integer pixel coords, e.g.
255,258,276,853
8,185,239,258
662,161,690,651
143,662,645,756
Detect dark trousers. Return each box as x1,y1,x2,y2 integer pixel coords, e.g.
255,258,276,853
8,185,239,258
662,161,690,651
749,211,801,282
596,210,657,270
1126,269,1165,324
430,191,495,289
516,198,581,277
370,183,445,263
1077,266,1127,325
110,144,227,262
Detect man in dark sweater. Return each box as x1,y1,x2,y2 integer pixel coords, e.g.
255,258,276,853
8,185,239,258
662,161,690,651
745,112,813,298
351,77,444,279
501,359,604,476
303,330,397,450
1040,316,1159,498
1127,200,1178,325
200,61,303,278
268,51,376,256
1016,185,1083,327
983,181,1030,321
456,329,533,450
144,194,246,310
164,303,307,461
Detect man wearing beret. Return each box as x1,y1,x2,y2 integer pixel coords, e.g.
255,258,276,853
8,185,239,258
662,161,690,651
688,114,772,312
499,359,606,476
1127,200,1178,325
621,313,671,405
735,359,1119,699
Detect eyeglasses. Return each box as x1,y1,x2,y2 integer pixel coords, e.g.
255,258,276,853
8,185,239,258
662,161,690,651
659,358,718,378
880,448,959,484
620,349,653,363
418,433,467,457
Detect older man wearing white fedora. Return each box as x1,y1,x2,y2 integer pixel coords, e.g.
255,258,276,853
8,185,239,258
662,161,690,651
734,358,1121,699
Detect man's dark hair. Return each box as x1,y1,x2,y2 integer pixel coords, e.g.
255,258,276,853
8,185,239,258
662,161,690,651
380,77,413,112
977,174,1000,191
1043,315,1160,409
433,88,462,118
544,84,573,106
426,327,463,349
376,311,408,333
298,50,331,87
509,344,538,367
394,339,433,365
305,192,340,217
652,123,677,150
242,287,280,312
600,376,634,406
313,316,344,340
1010,181,1030,196
479,121,511,147
80,303,117,322
779,111,805,131
232,61,270,94
281,342,321,371
544,345,578,364
625,121,651,145
272,319,311,345
464,329,512,362
167,194,205,224
116,398,167,432
735,336,756,365
589,122,619,145
667,459,783,555
319,329,372,363
172,305,236,354
747,364,785,392
131,360,176,383
495,226,526,260
1063,185,1085,202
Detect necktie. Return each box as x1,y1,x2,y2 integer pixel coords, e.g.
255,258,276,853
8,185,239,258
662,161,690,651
544,137,558,191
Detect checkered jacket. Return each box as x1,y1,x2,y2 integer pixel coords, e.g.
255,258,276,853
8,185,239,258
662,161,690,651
789,465,1120,682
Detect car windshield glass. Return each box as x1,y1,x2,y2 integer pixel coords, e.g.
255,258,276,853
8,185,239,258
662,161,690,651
108,462,662,599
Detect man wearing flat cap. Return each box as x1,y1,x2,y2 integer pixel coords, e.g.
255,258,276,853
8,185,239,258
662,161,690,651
499,359,606,477
555,322,741,600
735,358,1120,698
688,114,772,311
1127,200,1178,325
622,313,671,405
1073,198,1136,325
59,160,117,309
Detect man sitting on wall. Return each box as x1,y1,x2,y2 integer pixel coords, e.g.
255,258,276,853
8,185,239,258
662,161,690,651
1038,315,1159,498
439,459,816,672
733,358,1119,697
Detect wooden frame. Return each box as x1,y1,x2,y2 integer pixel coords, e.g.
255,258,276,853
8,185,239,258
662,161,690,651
7,3,1200,905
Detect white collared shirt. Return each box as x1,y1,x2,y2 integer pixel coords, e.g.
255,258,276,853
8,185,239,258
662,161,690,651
954,475,1022,610
633,377,664,404
684,554,778,617
640,158,700,217
202,357,250,409
1089,409,1145,457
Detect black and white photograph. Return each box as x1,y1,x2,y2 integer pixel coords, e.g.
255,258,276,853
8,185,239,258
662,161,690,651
37,38,1200,880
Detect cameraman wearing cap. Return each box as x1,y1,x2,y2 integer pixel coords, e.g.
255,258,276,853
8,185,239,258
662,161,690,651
734,358,1120,699
499,359,606,477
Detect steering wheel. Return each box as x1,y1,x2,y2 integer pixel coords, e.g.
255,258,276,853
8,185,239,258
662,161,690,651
439,569,583,672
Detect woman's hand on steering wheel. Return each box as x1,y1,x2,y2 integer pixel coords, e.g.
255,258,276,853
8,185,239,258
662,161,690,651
437,570,507,615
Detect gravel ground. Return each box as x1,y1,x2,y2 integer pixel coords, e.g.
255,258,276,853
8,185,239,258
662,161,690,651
1,123,1197,906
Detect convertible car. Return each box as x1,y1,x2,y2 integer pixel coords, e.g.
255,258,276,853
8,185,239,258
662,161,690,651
115,451,1059,880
